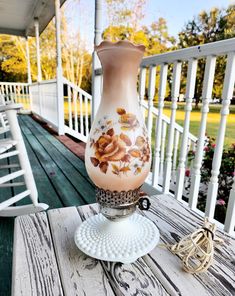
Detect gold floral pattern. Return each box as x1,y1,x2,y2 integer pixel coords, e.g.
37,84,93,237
117,108,139,131
90,108,150,176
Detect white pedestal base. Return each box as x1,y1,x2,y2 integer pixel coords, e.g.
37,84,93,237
74,213,160,264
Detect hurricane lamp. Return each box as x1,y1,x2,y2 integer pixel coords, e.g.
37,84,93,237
74,41,159,263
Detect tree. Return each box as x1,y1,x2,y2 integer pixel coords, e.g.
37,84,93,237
0,23,57,82
178,5,235,100
0,35,29,82
0,9,92,92
106,0,146,31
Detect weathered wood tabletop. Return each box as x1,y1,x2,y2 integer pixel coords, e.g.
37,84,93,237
12,194,235,296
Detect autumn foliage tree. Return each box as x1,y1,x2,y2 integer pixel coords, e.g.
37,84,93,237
178,5,235,100
0,7,92,92
0,1,234,99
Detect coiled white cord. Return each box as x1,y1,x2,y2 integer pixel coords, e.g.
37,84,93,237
163,218,224,273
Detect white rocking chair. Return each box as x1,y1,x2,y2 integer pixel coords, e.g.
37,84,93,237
0,94,10,134
0,103,49,216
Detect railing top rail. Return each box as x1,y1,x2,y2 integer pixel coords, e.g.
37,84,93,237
141,38,235,67
30,79,57,86
0,82,29,86
63,77,92,100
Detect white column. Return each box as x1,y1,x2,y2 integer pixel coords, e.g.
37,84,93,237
91,0,102,122
25,37,32,84
55,0,64,135
25,36,32,111
34,18,42,82
163,62,182,193
152,63,168,187
189,56,216,209
205,53,235,219
175,59,197,201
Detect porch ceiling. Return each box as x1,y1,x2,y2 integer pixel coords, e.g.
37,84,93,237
0,0,66,37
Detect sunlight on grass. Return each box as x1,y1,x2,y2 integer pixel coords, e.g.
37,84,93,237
159,102,235,148
63,99,91,119
164,110,234,148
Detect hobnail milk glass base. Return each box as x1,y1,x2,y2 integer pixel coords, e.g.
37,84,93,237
74,213,160,264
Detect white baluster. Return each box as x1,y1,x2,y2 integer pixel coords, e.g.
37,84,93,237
22,84,25,106
68,86,72,129
205,52,235,219
175,59,197,201
85,96,89,137
2,84,5,97
192,141,197,152
1,84,4,95
139,67,146,118
73,90,78,132
186,138,192,168
172,130,180,171
189,56,216,209
160,120,167,176
2,84,5,96
6,84,9,102
187,138,191,152
163,61,182,193
13,85,17,103
152,63,168,187
224,176,235,234
80,93,84,136
28,84,32,112
9,84,13,102
147,65,156,142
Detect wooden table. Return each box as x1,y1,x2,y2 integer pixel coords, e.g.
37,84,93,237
12,194,235,296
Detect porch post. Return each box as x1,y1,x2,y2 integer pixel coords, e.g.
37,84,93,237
91,0,102,122
25,37,32,84
25,36,33,111
34,18,42,82
55,0,64,135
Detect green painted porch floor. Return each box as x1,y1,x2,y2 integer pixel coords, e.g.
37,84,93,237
0,115,96,296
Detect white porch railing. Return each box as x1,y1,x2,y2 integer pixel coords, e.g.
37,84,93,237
63,77,92,143
137,38,235,234
140,99,197,188
0,78,92,142
0,82,30,110
29,80,58,128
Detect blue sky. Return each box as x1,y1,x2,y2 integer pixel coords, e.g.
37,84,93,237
64,0,234,51
145,0,234,37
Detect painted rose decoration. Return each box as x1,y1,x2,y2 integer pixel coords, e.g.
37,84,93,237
89,108,150,176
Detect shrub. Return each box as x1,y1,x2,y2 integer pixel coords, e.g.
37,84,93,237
187,138,235,223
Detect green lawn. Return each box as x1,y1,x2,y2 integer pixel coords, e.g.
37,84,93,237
153,102,235,148
19,96,234,148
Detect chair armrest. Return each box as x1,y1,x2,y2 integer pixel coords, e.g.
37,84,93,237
0,104,22,113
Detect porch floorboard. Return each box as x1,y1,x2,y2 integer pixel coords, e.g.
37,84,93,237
0,114,96,296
